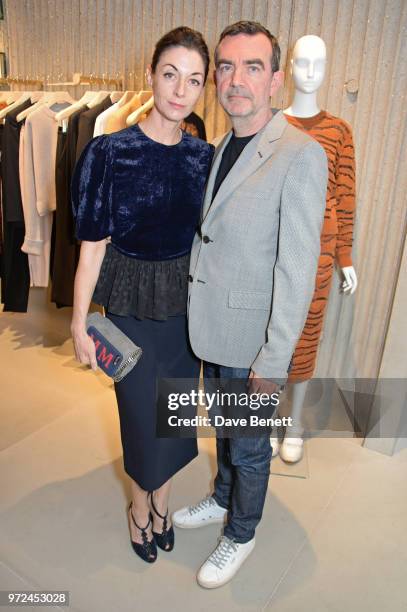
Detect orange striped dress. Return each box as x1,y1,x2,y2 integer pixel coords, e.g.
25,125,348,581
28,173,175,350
284,111,356,382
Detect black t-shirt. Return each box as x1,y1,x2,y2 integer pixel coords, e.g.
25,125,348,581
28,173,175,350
211,132,257,202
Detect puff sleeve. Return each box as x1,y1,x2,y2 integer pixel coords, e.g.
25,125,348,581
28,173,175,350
71,134,114,241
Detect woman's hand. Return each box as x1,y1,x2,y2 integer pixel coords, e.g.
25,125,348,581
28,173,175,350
71,322,98,371
70,239,107,373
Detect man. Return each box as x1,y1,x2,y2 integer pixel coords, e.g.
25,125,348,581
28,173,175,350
173,21,328,588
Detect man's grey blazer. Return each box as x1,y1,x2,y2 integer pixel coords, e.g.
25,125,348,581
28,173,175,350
188,110,328,382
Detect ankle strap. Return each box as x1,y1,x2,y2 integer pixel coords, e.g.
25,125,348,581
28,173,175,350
129,502,151,532
149,492,168,520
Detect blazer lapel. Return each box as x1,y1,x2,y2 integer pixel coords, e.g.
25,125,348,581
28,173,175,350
201,131,232,219
202,110,288,223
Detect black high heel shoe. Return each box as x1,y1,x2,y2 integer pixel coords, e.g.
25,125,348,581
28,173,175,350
128,501,157,563
149,492,174,552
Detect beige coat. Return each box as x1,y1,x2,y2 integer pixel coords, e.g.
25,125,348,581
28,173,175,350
19,105,59,287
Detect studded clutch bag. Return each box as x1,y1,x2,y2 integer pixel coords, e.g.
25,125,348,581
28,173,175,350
86,312,142,382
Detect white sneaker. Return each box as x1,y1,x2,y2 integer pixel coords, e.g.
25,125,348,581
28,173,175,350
270,436,280,457
197,535,255,588
172,495,227,529
280,437,304,463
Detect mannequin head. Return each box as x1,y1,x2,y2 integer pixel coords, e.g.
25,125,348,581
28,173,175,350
291,35,326,94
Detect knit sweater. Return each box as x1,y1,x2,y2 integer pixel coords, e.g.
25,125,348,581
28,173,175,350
285,110,355,268
285,110,356,381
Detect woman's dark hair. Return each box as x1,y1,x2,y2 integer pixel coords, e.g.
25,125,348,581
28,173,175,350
151,26,210,84
215,20,281,74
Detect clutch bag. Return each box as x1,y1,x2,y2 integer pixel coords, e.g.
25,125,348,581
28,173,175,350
86,312,142,382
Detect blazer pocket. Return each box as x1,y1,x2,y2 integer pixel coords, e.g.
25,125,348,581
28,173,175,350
228,290,272,310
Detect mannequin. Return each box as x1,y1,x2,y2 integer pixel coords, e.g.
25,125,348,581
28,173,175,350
272,35,357,462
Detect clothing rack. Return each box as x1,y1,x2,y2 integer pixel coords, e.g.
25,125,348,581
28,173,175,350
47,72,124,87
0,73,124,89
0,77,44,88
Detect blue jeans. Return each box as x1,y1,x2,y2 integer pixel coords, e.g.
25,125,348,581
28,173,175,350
203,362,272,543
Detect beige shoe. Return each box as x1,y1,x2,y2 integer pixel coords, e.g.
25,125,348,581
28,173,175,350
279,437,304,463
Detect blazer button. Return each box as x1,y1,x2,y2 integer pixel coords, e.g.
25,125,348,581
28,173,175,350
203,235,210,243
188,274,193,282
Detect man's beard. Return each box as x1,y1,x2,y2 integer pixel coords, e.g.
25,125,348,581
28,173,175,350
222,89,253,117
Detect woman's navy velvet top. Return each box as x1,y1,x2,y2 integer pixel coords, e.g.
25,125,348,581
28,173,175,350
71,124,214,260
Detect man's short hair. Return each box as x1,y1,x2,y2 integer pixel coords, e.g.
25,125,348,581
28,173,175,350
214,20,281,73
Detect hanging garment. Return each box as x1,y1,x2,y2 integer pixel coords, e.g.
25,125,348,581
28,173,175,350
51,106,86,307
93,101,119,137
1,100,32,312
75,96,112,162
104,95,143,134
285,110,356,381
0,123,4,263
19,103,70,287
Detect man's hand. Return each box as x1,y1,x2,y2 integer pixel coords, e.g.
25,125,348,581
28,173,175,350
248,371,281,396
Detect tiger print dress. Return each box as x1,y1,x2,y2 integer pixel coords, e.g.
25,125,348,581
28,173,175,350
284,111,356,382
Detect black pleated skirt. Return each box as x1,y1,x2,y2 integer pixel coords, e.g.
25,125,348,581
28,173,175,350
106,311,200,491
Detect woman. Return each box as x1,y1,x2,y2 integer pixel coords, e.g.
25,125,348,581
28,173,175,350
71,27,213,564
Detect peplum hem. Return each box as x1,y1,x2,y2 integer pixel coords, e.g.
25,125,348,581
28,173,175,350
92,243,190,320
